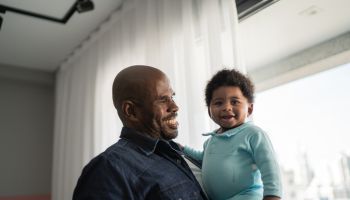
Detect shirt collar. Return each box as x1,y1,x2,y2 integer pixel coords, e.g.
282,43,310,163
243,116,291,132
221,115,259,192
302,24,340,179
120,127,181,156
202,121,253,138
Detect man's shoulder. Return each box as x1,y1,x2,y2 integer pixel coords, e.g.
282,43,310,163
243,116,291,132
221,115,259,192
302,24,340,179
103,139,129,156
97,139,141,164
82,140,130,168
100,138,154,170
82,142,122,169
78,139,148,180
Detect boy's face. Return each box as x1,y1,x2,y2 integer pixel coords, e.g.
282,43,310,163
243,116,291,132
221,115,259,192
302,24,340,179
209,86,253,132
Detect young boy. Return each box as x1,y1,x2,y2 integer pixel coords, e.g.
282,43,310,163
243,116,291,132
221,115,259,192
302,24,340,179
182,69,282,200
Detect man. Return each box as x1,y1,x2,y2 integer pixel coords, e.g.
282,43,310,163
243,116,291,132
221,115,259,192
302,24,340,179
73,65,207,199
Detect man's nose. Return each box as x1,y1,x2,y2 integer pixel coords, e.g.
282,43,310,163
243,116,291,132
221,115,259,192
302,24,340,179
168,101,179,113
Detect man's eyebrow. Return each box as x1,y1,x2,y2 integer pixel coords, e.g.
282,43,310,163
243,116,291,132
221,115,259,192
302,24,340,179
158,94,171,99
157,92,175,100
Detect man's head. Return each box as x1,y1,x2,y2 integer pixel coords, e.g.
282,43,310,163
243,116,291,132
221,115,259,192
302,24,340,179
112,65,179,140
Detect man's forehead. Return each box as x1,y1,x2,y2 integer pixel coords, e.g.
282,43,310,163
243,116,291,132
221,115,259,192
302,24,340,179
155,77,173,92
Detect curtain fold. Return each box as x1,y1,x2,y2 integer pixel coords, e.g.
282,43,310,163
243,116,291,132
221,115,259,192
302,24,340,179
52,0,243,199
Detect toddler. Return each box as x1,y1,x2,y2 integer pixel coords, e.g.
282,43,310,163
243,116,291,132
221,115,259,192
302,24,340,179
182,69,282,200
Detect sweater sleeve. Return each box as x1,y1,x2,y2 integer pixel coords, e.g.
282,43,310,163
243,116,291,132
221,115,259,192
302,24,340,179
183,138,210,162
249,128,282,198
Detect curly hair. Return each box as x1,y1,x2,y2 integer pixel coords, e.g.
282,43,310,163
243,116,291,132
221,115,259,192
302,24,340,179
205,68,255,107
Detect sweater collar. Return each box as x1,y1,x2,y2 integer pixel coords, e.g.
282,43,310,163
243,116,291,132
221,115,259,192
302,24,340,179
202,121,252,138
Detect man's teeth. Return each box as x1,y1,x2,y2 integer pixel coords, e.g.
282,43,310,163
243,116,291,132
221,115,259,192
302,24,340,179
165,119,177,125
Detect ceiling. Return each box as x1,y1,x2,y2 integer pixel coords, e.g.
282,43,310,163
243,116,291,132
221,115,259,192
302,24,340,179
240,0,350,71
0,0,350,72
0,0,123,71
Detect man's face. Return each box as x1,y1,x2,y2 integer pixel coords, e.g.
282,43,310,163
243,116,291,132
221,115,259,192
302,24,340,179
137,74,179,140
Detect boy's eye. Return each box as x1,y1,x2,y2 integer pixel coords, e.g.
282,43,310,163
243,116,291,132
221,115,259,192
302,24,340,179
230,98,239,105
213,101,222,106
231,100,238,105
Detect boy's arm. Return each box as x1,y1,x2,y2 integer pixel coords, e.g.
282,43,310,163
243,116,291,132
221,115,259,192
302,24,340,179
183,146,204,162
249,129,282,199
182,138,210,162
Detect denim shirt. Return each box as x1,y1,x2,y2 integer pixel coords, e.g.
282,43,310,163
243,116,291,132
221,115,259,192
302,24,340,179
73,127,207,200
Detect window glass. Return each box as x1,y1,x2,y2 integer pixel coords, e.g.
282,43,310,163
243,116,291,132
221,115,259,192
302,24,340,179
253,63,350,200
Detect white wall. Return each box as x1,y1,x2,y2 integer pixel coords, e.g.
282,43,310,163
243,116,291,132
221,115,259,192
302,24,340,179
0,64,54,196
249,31,350,92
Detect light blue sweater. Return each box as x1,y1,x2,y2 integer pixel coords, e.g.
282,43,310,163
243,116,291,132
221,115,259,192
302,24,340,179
184,122,282,200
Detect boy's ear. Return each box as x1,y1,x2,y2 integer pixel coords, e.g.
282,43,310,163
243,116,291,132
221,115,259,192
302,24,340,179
207,107,212,118
122,100,139,122
248,103,254,116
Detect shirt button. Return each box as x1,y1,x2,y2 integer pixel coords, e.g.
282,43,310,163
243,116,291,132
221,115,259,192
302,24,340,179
177,159,181,165
178,198,182,200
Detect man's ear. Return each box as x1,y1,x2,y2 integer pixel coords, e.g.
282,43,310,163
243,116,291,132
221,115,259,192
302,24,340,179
248,103,254,116
122,100,138,122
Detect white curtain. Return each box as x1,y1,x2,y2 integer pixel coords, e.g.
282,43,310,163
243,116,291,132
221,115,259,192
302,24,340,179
52,0,243,199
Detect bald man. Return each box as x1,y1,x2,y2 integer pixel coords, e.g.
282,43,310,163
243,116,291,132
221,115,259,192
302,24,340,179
73,65,207,199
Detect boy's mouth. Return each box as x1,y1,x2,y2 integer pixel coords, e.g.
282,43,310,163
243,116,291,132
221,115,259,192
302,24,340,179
220,115,236,125
221,114,235,119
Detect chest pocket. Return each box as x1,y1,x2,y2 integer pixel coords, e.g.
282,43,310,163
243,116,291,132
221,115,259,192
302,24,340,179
158,180,202,200
206,137,237,155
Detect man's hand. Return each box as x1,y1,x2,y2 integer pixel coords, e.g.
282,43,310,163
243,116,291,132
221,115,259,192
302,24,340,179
263,196,281,200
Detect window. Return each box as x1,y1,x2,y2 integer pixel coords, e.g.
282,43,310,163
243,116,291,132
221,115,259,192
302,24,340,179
236,0,279,21
253,63,350,200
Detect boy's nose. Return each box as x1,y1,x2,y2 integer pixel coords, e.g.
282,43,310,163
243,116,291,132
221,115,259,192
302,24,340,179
222,102,232,111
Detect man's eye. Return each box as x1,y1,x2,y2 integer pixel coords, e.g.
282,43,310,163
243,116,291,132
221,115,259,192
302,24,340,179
160,97,171,103
160,98,168,102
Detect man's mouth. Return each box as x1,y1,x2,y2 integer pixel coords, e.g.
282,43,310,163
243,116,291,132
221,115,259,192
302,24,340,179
164,118,179,129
